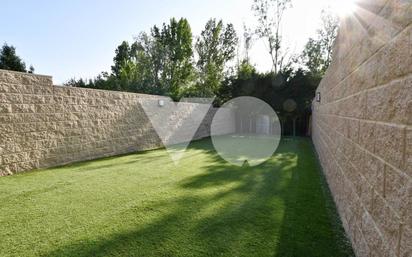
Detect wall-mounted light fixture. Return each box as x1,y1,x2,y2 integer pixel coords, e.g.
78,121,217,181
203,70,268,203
316,92,321,103
158,99,165,107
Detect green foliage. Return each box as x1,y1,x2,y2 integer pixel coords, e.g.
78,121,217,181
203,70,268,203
301,38,323,75
0,138,354,257
111,41,134,78
301,10,339,77
218,67,318,115
69,17,239,100
237,60,257,80
126,32,164,94
82,18,195,99
65,72,119,91
194,19,238,97
152,18,195,99
252,0,292,74
66,18,195,99
0,43,28,72
65,11,329,118
216,64,320,135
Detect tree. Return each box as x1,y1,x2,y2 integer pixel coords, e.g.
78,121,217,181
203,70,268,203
113,32,164,94
112,18,195,99
242,24,254,63
111,41,133,78
129,31,164,94
238,60,257,80
252,0,292,74
195,19,238,97
65,77,87,87
301,10,339,76
64,72,115,90
154,18,195,99
0,43,27,72
301,38,323,75
65,18,236,99
216,68,318,136
318,10,339,69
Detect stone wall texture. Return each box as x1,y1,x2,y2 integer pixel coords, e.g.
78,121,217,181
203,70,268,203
0,70,235,176
312,0,411,256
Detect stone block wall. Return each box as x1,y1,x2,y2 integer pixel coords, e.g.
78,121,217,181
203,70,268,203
312,0,411,256
0,70,235,176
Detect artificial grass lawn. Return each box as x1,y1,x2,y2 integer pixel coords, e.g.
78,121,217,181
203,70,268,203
0,137,354,257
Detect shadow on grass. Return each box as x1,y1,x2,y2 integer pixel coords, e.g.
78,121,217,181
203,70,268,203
41,138,353,257
273,139,355,257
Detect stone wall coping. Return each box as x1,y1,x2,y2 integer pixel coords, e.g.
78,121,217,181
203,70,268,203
0,69,53,79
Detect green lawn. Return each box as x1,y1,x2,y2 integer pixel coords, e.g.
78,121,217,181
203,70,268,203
0,137,354,257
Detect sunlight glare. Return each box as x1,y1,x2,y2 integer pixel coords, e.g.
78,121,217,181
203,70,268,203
328,0,357,17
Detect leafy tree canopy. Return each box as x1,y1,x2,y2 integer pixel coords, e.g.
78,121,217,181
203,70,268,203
194,19,238,97
0,43,29,72
64,9,338,136
300,10,339,77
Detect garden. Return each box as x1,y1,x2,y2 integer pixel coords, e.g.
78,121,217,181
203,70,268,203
0,138,353,257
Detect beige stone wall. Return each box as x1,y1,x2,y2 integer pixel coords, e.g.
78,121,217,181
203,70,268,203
0,70,235,176
312,1,411,256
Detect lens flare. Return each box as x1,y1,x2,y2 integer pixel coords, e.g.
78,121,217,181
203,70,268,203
329,0,357,17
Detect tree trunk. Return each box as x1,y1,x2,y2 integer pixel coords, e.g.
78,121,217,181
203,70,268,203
292,117,296,137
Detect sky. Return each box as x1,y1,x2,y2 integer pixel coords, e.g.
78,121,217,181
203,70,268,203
1,0,339,84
